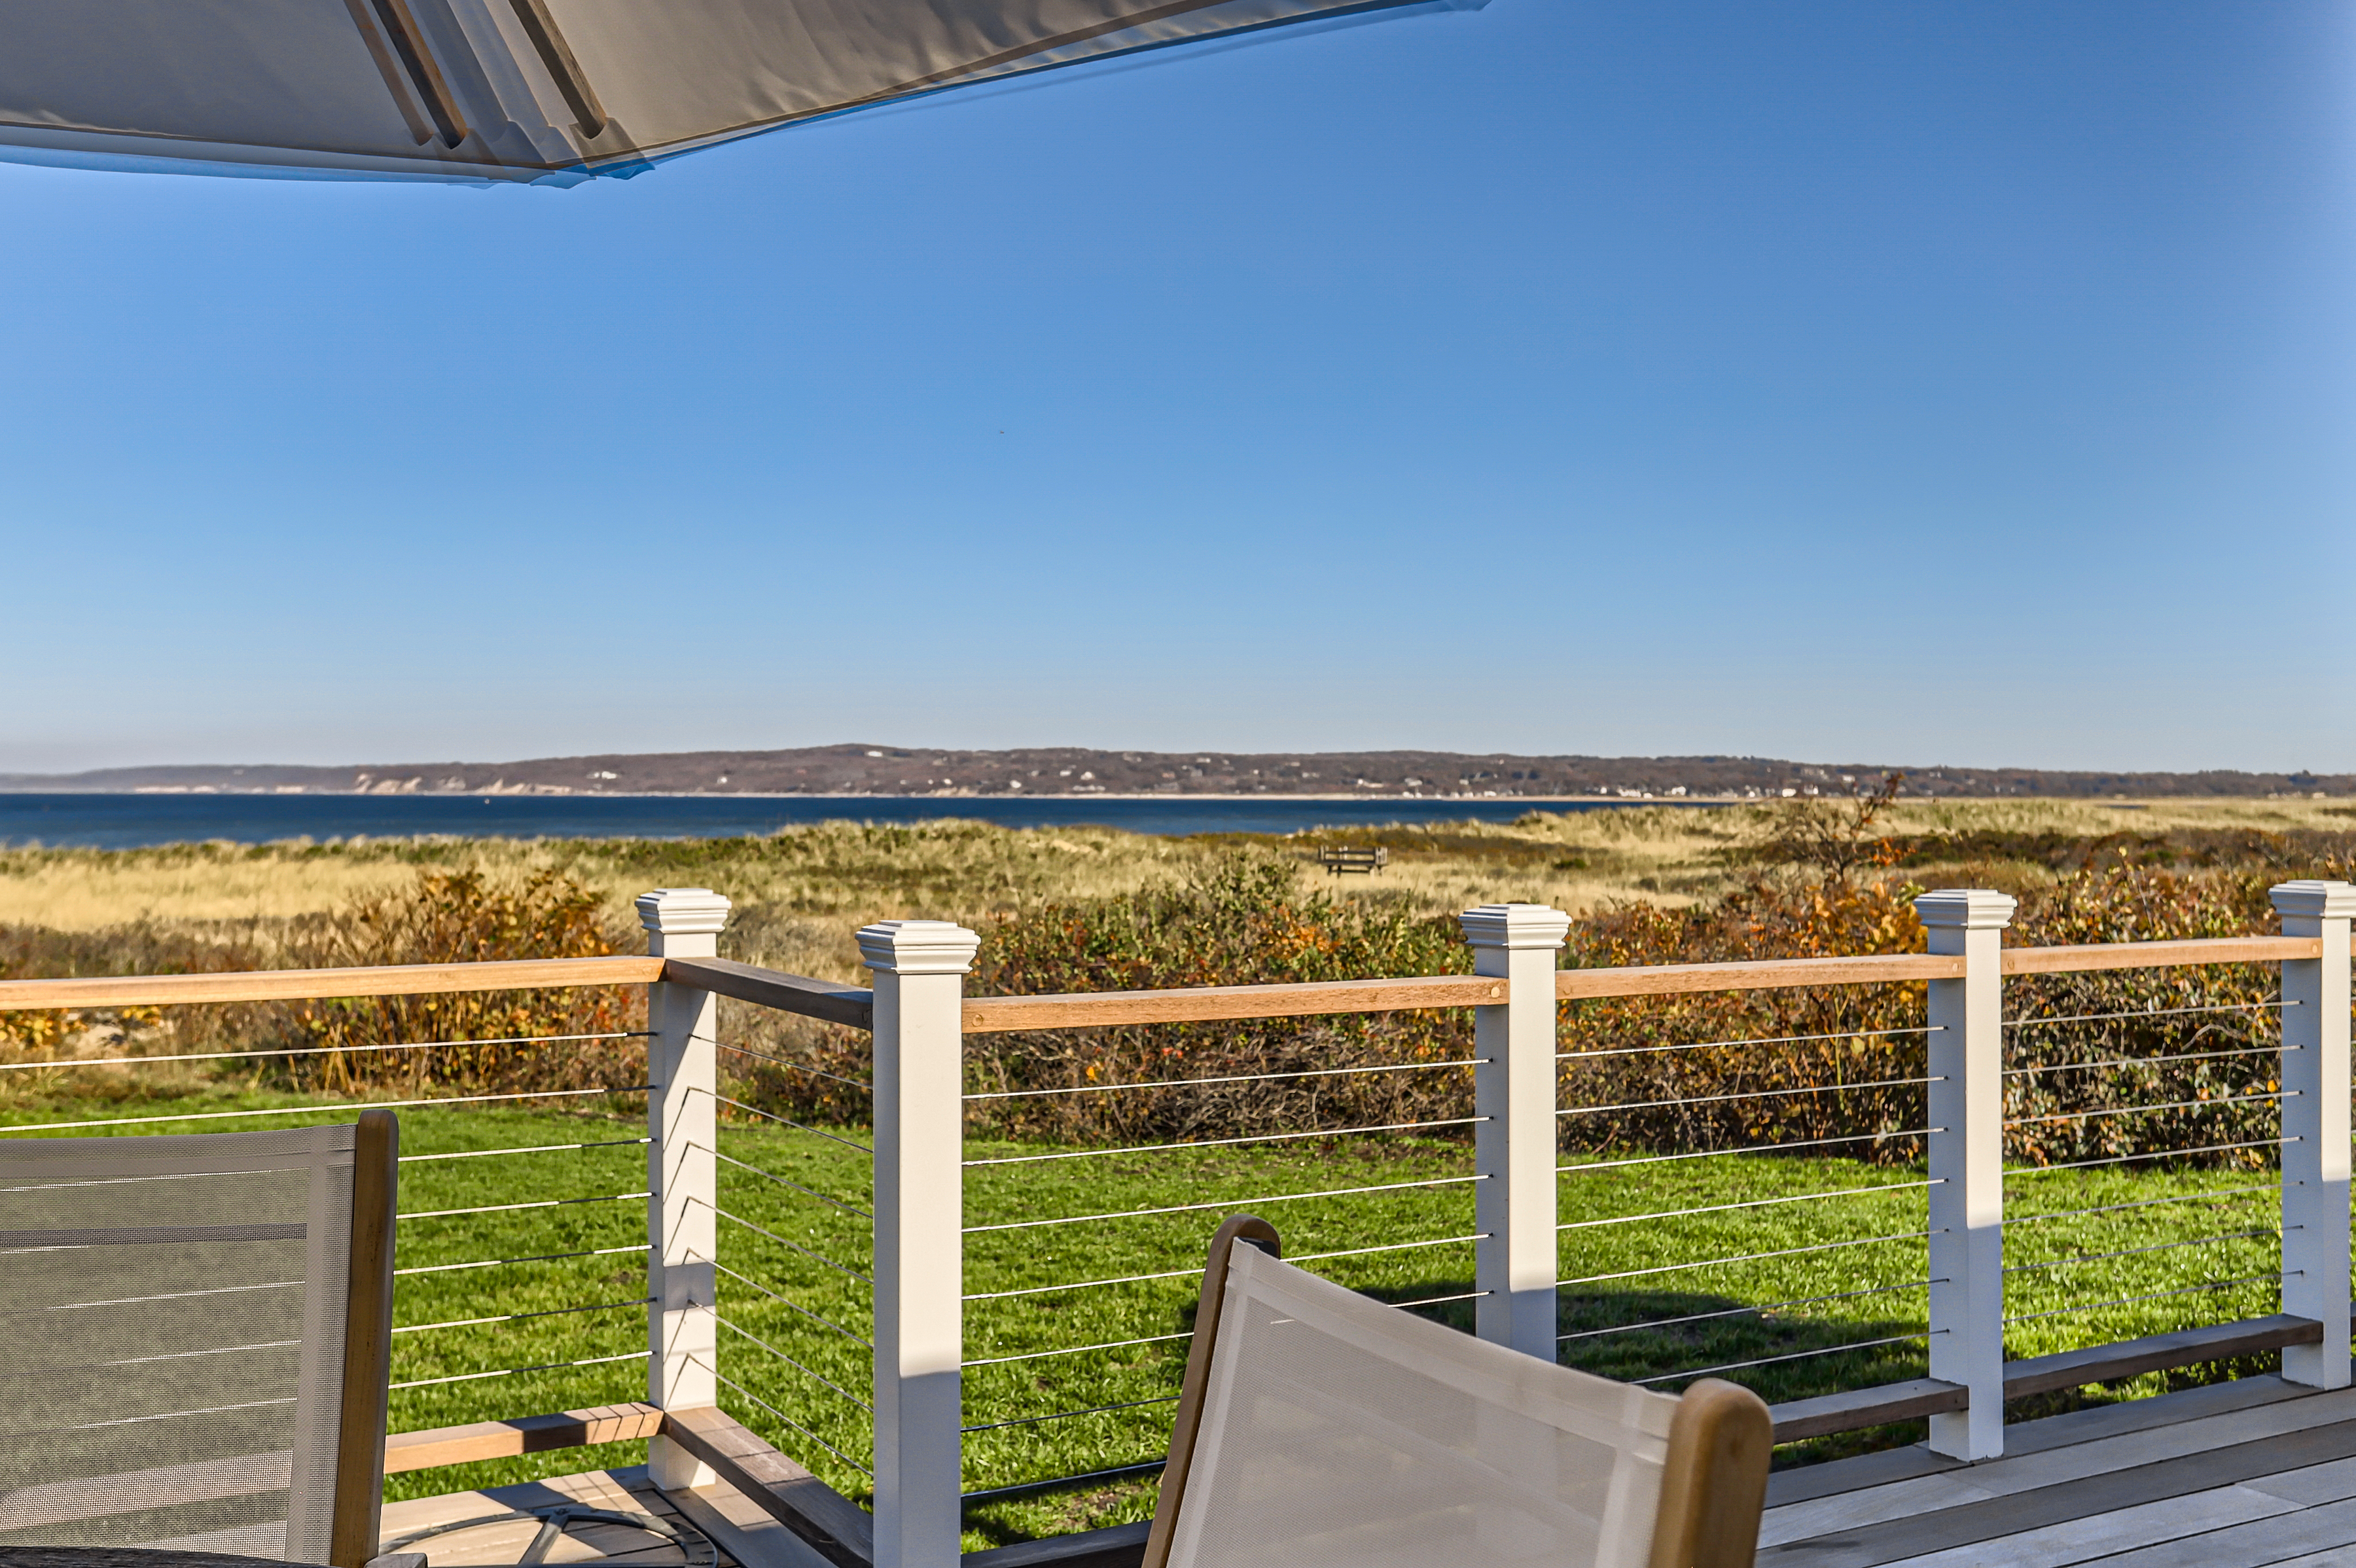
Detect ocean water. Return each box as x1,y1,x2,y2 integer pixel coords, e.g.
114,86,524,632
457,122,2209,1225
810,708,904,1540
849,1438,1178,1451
0,793,1721,849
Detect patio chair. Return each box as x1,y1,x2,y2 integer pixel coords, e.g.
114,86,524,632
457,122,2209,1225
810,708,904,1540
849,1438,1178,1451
1142,1217,1773,1568
1,1112,401,1565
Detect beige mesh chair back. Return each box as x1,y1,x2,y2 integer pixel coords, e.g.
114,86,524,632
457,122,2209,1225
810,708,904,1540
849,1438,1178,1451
1,1111,400,1565
1143,1218,1773,1568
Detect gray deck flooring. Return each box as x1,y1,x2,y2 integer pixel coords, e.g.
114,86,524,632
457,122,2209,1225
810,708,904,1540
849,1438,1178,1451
1762,1374,2356,1568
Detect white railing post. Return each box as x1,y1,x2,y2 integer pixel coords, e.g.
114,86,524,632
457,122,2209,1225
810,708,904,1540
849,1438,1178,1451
860,919,982,1568
639,886,733,1491
1916,888,2014,1461
2273,879,2354,1390
1461,902,1572,1361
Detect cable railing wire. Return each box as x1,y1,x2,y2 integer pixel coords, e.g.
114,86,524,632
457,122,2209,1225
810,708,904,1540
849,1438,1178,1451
964,1116,1486,1167
705,1203,873,1284
1558,1025,1938,1063
2002,1273,2287,1327
2005,1046,2283,1078
1557,1280,1935,1343
704,1145,872,1219
0,1084,652,1135
389,1349,640,1391
400,1137,651,1164
1560,1077,1935,1120
393,1296,652,1336
2007,1001,2294,1030
698,1357,873,1478
711,1037,873,1091
1630,1331,1936,1386
964,1330,1195,1368
2004,1138,2291,1178
395,1243,648,1277
1559,1229,1934,1289
1555,1180,1938,1234
963,1058,1486,1102
713,1313,872,1412
702,1092,873,1154
2004,1092,2286,1129
961,1461,1166,1503
1560,1129,1940,1175
961,1395,1180,1434
2003,1229,2277,1275
962,1173,1484,1236
700,1254,871,1347
2005,1184,2278,1226
0,1030,652,1074
399,1191,649,1222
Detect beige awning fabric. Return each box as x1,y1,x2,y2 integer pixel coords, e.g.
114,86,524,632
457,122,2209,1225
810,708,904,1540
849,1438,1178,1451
0,0,1485,185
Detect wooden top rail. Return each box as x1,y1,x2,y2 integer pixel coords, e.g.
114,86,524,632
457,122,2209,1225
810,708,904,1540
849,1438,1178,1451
2001,935,2320,975
959,974,1505,1034
0,955,664,1010
1556,953,1963,999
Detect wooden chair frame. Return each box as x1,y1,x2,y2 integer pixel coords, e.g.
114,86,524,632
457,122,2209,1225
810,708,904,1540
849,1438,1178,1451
336,1108,402,1567
1141,1215,1773,1568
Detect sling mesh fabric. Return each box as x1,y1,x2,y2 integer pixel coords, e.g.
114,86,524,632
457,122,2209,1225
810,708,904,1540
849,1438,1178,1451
0,1125,360,1562
1168,1245,1679,1568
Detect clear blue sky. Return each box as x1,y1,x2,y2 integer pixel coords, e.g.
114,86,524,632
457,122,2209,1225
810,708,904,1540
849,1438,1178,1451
4,1,2349,774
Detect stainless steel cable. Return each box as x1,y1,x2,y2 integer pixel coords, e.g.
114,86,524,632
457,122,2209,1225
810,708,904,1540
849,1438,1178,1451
0,1030,651,1074
2007,1001,2293,1029
961,1395,1179,1434
711,1313,873,1412
400,1137,651,1164
698,1357,873,1477
711,1039,872,1091
1391,1291,1490,1310
0,1084,652,1135
2005,1184,2277,1226
1290,1234,1485,1264
700,1092,874,1153
1560,1129,1940,1175
961,1461,1166,1503
966,1266,1206,1302
704,1203,873,1284
1557,1280,1935,1342
399,1191,649,1221
700,1254,871,1347
1558,1025,1937,1062
389,1349,640,1390
2002,1273,2285,1326
2004,1138,2290,1178
1555,1179,1937,1233
2004,1046,2282,1078
1558,1229,1933,1289
1630,1331,1935,1385
2003,1229,2277,1275
962,1173,1483,1236
964,1116,1486,1167
394,1243,648,1277
2004,1092,2285,1128
703,1145,872,1219
964,1330,1194,1368
1560,1077,1935,1118
963,1058,1486,1101
393,1296,652,1336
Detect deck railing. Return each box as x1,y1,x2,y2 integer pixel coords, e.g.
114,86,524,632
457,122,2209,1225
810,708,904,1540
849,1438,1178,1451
1,880,2348,1568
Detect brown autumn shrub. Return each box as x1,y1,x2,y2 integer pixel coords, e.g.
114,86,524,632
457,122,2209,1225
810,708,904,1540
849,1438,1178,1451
275,868,644,1095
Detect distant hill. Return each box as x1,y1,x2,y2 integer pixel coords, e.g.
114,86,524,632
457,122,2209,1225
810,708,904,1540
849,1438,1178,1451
0,747,2344,800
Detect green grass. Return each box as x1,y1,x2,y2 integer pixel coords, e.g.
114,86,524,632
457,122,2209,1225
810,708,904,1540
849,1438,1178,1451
0,1087,2290,1550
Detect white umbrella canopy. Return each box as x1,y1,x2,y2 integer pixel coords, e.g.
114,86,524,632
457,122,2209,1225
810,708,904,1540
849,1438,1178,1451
0,0,1484,184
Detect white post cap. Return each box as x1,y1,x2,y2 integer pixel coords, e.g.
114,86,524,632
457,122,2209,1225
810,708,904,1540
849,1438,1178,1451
1459,902,1573,950
1914,889,2018,930
636,887,733,935
2272,880,2356,919
857,919,982,975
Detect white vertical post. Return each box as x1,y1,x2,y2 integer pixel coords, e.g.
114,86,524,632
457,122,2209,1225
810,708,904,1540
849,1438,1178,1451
639,887,734,1490
1461,902,1572,1361
1916,888,2014,1461
861,919,982,1568
2274,879,2354,1390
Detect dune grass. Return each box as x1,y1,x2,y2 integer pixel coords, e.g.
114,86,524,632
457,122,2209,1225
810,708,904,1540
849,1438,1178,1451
0,1084,2289,1550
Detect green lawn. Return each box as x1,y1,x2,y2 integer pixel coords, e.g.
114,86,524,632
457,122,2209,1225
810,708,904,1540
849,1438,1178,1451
1,1088,2288,1551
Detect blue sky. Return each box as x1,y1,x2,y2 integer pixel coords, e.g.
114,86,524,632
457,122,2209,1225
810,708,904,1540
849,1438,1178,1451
3,1,2350,774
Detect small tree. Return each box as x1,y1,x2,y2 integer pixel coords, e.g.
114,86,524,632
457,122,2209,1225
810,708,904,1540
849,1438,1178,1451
1757,772,1905,883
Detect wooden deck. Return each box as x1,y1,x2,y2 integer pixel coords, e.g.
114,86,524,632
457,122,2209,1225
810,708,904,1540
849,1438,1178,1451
1762,1374,2356,1567
389,1374,2356,1568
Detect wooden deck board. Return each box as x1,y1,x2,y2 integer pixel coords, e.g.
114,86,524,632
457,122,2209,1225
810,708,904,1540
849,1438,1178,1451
380,1465,737,1568
1762,1374,2356,1568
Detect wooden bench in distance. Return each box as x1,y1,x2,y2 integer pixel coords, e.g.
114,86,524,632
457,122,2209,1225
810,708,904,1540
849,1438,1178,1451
1315,846,1387,875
